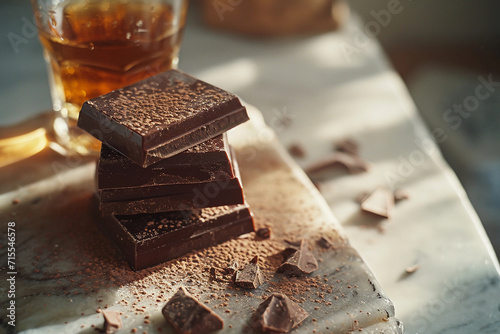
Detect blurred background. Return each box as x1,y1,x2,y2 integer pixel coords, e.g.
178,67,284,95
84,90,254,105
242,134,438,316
351,0,500,257
1,0,499,256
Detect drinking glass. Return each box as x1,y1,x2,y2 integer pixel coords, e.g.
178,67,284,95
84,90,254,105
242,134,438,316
31,0,189,155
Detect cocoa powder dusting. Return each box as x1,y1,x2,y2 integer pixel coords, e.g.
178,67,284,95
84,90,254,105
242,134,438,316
12,136,354,333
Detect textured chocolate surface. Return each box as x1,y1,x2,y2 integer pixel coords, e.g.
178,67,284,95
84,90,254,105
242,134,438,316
162,287,224,334
234,259,265,289
100,204,254,270
77,69,249,167
252,293,309,333
278,240,318,276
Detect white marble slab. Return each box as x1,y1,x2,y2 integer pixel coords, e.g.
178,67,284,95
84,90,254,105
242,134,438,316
179,10,500,334
1,2,499,332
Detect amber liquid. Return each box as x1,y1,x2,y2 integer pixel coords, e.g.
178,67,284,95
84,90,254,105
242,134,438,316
39,0,187,121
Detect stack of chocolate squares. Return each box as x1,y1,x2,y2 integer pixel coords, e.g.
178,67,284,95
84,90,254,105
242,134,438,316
77,70,255,270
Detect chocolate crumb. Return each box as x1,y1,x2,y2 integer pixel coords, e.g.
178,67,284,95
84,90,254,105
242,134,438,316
209,267,218,281
360,187,395,219
102,310,122,334
306,152,369,175
288,144,306,158
235,258,265,289
252,293,308,333
225,260,239,275
278,240,318,276
317,237,333,249
405,264,420,274
334,138,359,155
162,286,223,334
12,199,20,205
256,228,271,239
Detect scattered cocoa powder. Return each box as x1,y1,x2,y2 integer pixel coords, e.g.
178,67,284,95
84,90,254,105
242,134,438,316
13,139,365,333
288,143,306,158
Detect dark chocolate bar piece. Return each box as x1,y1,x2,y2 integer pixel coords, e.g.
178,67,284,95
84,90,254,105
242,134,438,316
98,143,245,215
99,182,245,215
99,204,254,270
97,134,233,191
78,69,249,167
97,134,235,202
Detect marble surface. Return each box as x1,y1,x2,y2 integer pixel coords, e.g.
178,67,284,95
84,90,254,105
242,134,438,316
1,2,500,333
0,106,403,334
408,66,500,260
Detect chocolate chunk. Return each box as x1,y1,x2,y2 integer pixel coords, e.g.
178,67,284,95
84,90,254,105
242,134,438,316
256,227,271,239
317,237,333,249
98,203,254,270
252,293,308,333
78,69,249,167
405,264,420,274
306,152,369,175
334,138,359,155
278,240,318,276
102,310,122,334
225,260,239,275
235,257,265,289
162,286,223,334
360,187,395,219
288,143,306,158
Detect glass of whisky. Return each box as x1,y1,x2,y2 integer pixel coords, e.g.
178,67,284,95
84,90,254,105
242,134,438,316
31,0,189,156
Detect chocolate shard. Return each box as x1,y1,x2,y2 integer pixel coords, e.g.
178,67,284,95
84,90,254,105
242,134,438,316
360,187,395,219
235,257,265,289
252,293,309,333
162,286,223,334
278,240,318,276
288,143,306,158
256,227,271,239
317,236,333,249
102,310,122,334
225,260,239,275
305,152,369,175
334,137,359,155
